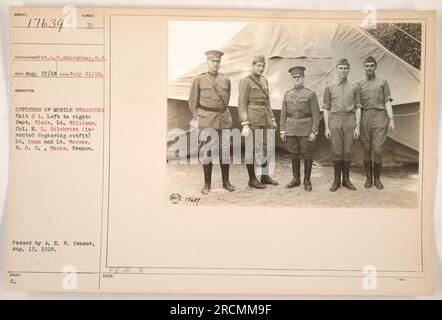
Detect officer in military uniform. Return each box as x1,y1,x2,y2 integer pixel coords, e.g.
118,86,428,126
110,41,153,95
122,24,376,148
188,50,235,195
238,55,279,189
357,56,395,189
323,58,362,192
280,66,321,191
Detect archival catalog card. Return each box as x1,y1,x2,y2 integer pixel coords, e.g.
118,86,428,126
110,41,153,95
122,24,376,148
5,6,436,295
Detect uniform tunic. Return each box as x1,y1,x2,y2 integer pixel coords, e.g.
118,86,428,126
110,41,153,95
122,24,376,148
188,72,232,129
188,71,232,164
238,74,275,128
238,74,276,168
280,85,321,159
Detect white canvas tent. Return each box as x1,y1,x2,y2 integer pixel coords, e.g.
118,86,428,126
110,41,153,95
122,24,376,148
167,22,420,166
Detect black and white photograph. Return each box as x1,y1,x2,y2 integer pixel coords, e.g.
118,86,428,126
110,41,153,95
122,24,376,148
167,20,422,208
2,5,438,297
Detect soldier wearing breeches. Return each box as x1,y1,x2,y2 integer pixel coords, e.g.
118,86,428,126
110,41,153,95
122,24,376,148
188,50,235,195
238,55,279,189
323,58,362,192
280,66,321,191
357,56,395,189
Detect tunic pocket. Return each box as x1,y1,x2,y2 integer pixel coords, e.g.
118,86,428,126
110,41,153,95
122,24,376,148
297,97,310,109
219,82,228,90
200,84,212,99
285,117,296,135
197,108,209,119
217,83,228,103
247,104,266,124
220,108,233,128
294,118,312,136
249,87,263,99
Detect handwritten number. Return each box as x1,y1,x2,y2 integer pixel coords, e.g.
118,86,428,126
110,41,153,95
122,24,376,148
56,18,64,31
57,19,64,32
184,197,201,205
26,17,64,32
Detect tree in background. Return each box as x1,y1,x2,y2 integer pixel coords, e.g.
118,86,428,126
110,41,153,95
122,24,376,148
366,23,421,70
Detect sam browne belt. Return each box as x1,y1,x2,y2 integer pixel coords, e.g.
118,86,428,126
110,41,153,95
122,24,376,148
286,112,312,119
199,105,228,113
248,101,267,106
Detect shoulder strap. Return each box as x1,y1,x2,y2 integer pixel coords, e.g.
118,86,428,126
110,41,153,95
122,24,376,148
248,76,269,100
204,74,228,106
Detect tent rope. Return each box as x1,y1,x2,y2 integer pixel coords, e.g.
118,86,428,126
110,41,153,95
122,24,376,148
389,23,422,44
394,111,420,117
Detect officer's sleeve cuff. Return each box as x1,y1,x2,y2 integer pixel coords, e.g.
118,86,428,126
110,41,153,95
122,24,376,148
280,131,285,134
271,117,276,121
241,121,250,126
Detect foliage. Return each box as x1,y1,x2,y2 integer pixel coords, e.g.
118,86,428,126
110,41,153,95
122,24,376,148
365,23,421,69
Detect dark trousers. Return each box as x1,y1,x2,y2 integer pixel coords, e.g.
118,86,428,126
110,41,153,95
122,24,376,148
244,125,276,175
199,129,231,164
286,135,316,159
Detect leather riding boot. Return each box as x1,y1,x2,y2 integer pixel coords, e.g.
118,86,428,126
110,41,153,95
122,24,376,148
221,164,235,192
329,160,342,192
247,164,266,189
304,159,313,192
373,161,384,189
342,160,356,191
260,162,279,185
286,159,301,188
201,163,212,195
364,160,373,188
